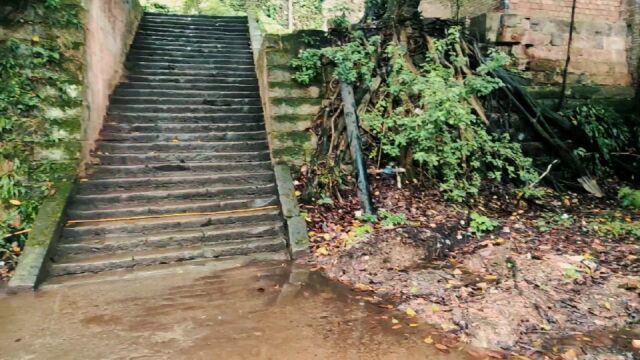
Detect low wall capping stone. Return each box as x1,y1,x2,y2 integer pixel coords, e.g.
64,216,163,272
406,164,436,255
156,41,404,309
7,181,74,292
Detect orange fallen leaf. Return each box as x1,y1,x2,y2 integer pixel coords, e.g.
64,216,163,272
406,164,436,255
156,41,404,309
435,343,448,352
391,324,402,330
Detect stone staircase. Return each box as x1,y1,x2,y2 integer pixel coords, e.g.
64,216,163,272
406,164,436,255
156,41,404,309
47,12,288,278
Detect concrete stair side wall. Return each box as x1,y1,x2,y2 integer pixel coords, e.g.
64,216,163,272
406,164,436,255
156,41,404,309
255,31,327,168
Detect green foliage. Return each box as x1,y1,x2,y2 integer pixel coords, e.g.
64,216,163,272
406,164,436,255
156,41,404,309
143,2,173,13
0,30,81,249
378,210,406,226
357,212,379,223
328,14,350,30
183,0,246,15
618,187,640,209
469,212,498,237
516,186,550,200
566,105,630,176
363,29,537,201
291,33,380,85
589,220,640,239
534,212,574,232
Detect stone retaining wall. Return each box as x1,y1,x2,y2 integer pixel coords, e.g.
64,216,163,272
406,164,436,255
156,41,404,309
256,31,326,167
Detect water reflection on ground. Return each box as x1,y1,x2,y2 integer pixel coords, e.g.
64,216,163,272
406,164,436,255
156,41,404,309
0,261,470,359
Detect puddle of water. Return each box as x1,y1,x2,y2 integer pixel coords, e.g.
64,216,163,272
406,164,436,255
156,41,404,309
0,261,473,360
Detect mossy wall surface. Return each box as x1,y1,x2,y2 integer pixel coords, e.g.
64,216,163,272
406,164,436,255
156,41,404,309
258,30,328,167
0,1,85,249
0,0,142,253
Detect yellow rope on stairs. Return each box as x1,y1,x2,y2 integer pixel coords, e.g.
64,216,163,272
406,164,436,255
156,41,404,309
66,205,279,225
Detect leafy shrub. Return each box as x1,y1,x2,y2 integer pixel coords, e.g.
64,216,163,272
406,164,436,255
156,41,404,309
589,220,640,239
469,212,498,237
379,210,406,226
363,32,537,201
618,187,640,209
290,33,380,85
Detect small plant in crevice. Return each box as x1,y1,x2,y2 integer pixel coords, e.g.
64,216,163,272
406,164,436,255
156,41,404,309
469,212,498,237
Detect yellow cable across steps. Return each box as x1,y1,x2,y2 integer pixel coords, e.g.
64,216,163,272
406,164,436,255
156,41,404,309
66,205,279,225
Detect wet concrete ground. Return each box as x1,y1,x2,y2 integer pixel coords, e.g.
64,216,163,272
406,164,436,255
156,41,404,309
0,260,470,360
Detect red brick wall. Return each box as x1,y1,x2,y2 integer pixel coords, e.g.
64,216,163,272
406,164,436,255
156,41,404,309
459,0,500,17
508,0,624,21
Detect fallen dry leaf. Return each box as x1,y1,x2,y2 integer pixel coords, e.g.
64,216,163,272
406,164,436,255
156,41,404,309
423,336,434,344
435,343,448,352
406,307,417,317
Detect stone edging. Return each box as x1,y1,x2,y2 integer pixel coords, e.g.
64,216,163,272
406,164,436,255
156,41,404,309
7,181,74,292
273,164,310,259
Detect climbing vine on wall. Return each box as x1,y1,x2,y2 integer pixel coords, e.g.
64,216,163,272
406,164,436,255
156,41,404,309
0,0,83,261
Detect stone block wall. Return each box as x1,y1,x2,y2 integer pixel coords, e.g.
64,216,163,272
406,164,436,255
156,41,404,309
455,0,636,110
255,31,326,167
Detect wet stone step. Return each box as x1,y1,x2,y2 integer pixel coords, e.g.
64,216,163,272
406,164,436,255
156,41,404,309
75,171,275,194
133,38,249,49
62,208,281,239
71,183,277,209
96,140,269,154
125,62,255,72
136,27,250,37
130,43,253,53
101,122,266,133
117,81,259,91
97,150,271,166
67,196,279,220
127,50,254,61
124,69,257,78
113,88,260,98
104,114,264,125
49,237,286,277
108,104,263,115
109,97,262,106
57,222,284,256
86,161,274,179
100,130,267,143
126,56,254,66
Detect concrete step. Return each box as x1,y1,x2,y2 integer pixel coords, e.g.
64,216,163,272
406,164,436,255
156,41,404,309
86,161,274,179
142,13,249,23
62,207,281,239
113,88,260,99
130,43,252,53
108,104,263,115
126,55,254,66
97,150,271,165
128,49,253,60
96,140,269,154
75,171,275,194
136,27,249,38
123,76,257,86
140,17,249,28
100,130,266,142
105,113,263,124
138,23,249,34
133,37,249,49
72,183,277,209
57,221,284,256
125,61,255,72
135,33,249,45
109,96,262,106
118,81,258,91
49,236,286,277
67,195,279,220
101,122,266,133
